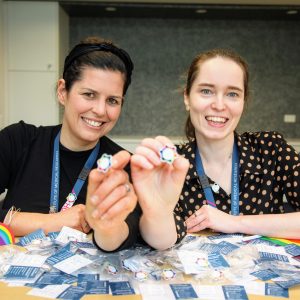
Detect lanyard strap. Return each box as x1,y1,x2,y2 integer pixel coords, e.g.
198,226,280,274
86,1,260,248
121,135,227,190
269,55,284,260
49,130,100,213
195,142,240,215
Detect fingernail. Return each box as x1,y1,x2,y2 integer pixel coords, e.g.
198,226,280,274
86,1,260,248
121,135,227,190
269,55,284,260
90,195,99,205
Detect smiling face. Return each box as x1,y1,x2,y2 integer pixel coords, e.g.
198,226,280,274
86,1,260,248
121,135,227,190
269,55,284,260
57,67,124,150
184,56,245,143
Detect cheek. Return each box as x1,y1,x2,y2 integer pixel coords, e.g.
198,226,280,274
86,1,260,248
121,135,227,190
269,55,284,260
231,102,244,117
108,107,122,121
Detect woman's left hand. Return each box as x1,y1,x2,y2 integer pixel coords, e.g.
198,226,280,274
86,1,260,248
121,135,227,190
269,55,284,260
186,204,238,234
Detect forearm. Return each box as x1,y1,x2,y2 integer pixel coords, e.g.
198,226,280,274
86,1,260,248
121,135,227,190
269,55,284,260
139,213,177,250
8,212,60,236
234,212,300,238
93,221,129,252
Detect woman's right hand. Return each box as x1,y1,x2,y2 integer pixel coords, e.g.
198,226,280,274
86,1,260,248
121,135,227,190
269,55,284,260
55,204,90,233
131,136,189,218
131,136,189,250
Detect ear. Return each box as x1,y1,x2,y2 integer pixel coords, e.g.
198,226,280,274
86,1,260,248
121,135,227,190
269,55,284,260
183,89,190,112
57,79,67,106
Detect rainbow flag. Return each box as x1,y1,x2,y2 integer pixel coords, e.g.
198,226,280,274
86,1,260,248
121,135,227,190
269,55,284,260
0,222,15,245
261,236,300,246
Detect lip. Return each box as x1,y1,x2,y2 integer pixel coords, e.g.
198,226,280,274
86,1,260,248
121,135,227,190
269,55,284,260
81,116,105,128
205,115,229,128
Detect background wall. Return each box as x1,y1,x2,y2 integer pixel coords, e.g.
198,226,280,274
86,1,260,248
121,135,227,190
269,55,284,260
70,17,300,139
0,0,4,128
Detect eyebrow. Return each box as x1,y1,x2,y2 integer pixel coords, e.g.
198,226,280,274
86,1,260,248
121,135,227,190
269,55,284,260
81,88,124,99
197,83,244,92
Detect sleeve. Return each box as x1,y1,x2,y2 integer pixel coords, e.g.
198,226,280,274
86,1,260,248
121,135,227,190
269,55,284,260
274,133,300,211
92,203,142,252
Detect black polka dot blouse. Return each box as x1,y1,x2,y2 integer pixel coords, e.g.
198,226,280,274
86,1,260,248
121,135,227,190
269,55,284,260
174,131,300,243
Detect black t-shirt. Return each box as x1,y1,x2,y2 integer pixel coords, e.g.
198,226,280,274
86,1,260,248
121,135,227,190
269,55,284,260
0,121,141,250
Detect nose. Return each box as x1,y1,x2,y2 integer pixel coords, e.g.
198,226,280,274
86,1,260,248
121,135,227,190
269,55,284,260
92,98,106,116
211,94,225,111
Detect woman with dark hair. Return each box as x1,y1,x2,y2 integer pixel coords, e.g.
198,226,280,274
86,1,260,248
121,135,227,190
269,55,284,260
0,37,139,251
132,49,300,250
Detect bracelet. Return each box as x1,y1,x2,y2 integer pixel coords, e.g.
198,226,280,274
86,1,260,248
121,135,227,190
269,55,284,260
3,206,20,226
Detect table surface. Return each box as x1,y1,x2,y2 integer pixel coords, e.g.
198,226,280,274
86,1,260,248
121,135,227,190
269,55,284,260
1,281,300,299
1,235,300,300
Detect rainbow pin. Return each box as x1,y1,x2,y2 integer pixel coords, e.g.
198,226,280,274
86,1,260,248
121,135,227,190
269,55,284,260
97,153,113,173
0,222,15,246
159,145,177,164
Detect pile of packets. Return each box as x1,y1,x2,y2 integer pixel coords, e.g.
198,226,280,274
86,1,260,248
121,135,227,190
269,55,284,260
1,226,300,299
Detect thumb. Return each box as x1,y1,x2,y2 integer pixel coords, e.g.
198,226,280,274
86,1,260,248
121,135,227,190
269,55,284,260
111,150,131,170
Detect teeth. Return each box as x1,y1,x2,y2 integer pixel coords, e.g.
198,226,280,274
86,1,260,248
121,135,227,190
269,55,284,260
206,116,227,123
83,118,102,127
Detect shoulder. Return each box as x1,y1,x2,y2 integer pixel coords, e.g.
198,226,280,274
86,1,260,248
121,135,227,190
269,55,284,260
238,131,287,149
0,121,60,147
177,139,195,156
0,121,37,144
237,131,299,162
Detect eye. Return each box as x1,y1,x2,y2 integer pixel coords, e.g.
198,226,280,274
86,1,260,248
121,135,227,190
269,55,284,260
227,91,239,98
200,89,213,95
82,92,95,99
107,97,122,106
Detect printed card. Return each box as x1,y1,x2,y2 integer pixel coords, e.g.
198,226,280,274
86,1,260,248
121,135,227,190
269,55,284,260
58,286,86,299
46,249,75,266
53,254,92,274
284,244,300,257
208,252,230,268
250,269,279,281
84,280,109,294
4,266,41,280
259,252,289,262
217,241,240,255
34,270,77,285
222,285,248,300
18,229,46,246
265,283,289,298
110,281,135,296
170,283,198,299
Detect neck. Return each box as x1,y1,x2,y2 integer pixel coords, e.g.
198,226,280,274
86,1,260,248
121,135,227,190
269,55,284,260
196,133,235,164
60,124,99,151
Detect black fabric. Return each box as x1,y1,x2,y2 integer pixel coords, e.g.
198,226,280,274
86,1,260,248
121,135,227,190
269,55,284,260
0,121,141,250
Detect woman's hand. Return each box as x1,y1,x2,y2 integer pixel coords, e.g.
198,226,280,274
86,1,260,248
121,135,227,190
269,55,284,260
131,136,189,250
131,136,189,217
85,150,137,251
186,205,238,234
55,204,90,233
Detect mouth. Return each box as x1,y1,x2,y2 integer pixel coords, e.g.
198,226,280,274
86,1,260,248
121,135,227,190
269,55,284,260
82,117,104,128
205,116,228,125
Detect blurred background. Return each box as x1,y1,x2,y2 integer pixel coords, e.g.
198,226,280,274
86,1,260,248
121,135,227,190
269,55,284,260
0,0,299,151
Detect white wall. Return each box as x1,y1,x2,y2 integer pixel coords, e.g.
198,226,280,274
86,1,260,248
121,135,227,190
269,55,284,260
2,1,69,127
0,0,4,129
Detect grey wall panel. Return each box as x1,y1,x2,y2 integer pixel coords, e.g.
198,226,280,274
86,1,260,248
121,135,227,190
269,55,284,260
70,17,300,138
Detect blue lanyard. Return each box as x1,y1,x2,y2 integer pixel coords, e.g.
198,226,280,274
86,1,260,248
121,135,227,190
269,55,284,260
49,130,100,213
195,141,240,215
